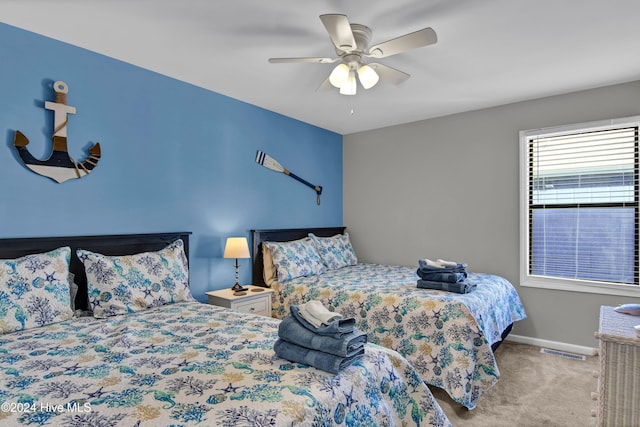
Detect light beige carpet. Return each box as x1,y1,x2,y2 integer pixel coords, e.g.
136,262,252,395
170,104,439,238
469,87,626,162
431,341,598,427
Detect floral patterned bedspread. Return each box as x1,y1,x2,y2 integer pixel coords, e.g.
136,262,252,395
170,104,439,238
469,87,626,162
0,301,451,427
271,263,527,410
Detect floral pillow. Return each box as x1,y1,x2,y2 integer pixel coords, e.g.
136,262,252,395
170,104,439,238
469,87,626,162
77,239,194,318
0,247,74,334
308,232,358,270
264,237,325,283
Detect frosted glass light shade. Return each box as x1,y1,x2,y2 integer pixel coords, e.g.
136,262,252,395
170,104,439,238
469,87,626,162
329,64,350,88
339,70,357,95
357,64,379,89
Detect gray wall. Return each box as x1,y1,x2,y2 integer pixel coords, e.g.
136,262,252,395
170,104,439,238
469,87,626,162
343,80,640,348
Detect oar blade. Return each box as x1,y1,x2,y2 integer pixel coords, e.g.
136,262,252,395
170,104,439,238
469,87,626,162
255,150,284,173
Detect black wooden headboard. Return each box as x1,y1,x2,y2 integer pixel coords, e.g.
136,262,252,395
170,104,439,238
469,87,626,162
0,232,191,311
250,227,346,287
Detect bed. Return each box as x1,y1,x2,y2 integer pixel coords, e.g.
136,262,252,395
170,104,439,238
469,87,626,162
0,232,451,427
251,227,527,410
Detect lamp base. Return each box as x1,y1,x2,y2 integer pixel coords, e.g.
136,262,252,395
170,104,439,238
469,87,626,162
231,283,248,293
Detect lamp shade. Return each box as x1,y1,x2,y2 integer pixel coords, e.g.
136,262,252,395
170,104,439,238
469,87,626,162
339,70,357,95
329,63,350,88
223,237,250,259
357,64,379,89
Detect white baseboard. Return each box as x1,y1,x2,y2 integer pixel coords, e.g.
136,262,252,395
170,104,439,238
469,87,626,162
505,334,598,356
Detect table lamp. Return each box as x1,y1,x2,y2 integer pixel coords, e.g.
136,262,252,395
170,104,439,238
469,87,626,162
224,237,250,292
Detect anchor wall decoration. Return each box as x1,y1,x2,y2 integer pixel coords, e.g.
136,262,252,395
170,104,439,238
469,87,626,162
13,80,101,183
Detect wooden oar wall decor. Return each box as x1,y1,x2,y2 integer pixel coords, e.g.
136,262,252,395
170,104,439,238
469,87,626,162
13,80,101,183
255,150,323,205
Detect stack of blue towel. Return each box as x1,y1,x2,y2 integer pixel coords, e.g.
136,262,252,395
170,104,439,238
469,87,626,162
274,300,367,374
416,258,476,294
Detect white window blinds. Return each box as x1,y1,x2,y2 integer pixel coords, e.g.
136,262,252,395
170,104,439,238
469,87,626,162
527,125,639,285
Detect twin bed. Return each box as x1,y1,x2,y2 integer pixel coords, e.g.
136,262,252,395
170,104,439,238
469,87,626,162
0,232,451,427
251,227,527,410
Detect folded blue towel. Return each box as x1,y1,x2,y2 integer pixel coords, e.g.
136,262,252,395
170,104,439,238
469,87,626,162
417,259,468,283
416,270,468,283
278,316,367,357
417,279,477,294
291,305,356,337
274,338,364,374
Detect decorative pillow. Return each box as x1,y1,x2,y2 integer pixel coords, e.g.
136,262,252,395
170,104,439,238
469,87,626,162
262,244,278,286
0,247,74,334
308,232,358,270
77,239,194,318
264,237,325,283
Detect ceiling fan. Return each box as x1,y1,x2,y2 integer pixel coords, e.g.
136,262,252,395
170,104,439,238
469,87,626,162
268,14,437,95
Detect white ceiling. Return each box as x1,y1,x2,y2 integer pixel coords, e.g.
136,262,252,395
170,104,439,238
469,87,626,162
2,0,640,135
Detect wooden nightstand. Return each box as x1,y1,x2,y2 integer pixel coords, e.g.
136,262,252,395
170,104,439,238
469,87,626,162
206,285,274,317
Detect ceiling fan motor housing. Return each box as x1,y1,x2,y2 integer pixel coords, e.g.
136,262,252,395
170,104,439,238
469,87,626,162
338,24,371,54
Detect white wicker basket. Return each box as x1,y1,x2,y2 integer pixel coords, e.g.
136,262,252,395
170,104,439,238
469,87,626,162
595,306,640,427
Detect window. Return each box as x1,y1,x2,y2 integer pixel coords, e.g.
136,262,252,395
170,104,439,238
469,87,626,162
520,116,640,296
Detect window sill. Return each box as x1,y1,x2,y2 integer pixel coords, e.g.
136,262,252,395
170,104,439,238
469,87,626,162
521,275,640,297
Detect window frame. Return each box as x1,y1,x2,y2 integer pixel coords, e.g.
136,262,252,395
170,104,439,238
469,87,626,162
519,115,640,297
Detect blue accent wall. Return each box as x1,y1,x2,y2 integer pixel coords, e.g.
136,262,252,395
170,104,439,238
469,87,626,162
0,23,343,300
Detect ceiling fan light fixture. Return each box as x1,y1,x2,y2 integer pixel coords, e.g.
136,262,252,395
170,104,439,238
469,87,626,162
339,70,357,95
329,63,350,88
268,14,438,97
357,64,379,89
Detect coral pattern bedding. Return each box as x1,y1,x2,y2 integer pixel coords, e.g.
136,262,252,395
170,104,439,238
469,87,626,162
0,301,451,426
0,232,452,426
270,263,527,410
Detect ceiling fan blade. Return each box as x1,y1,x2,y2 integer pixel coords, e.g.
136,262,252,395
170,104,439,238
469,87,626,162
367,27,437,58
269,57,338,64
316,77,335,92
319,14,357,52
368,63,411,85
